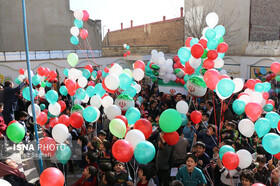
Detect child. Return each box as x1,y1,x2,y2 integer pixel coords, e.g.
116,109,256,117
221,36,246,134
114,161,130,186
102,171,116,186
18,111,29,143
72,166,98,186
221,121,235,140
238,169,254,186
127,164,156,186
87,123,96,142
98,141,112,164
176,153,207,185
0,103,7,156
253,155,269,184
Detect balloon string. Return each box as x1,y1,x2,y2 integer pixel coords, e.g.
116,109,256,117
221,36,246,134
226,94,233,109
212,91,218,143
85,37,99,67
201,122,217,146
219,100,223,144
77,43,91,63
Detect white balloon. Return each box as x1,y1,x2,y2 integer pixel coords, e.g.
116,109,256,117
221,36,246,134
93,107,101,122
48,102,61,116
166,59,173,66
28,104,41,118
52,124,69,143
151,49,158,56
206,12,219,28
105,74,120,90
236,149,253,169
123,44,127,49
133,69,144,81
125,129,145,149
134,84,141,93
110,64,123,76
189,57,201,69
238,119,254,138
158,57,166,66
214,58,224,69
68,68,79,80
176,101,189,114
102,96,114,108
106,105,121,120
0,179,12,186
260,98,266,108
239,95,251,105
158,51,165,58
163,78,170,84
74,99,82,105
233,78,244,93
250,92,263,104
244,88,254,96
77,76,88,88
18,75,25,82
70,26,79,36
74,9,83,20
82,95,89,103
38,89,45,97
24,70,34,79
90,95,102,108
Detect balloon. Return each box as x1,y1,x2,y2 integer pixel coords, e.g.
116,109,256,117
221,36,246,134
115,115,128,127
82,69,91,79
178,47,191,63
49,117,59,128
133,69,144,81
32,75,41,86
271,62,280,73
59,86,68,96
125,129,145,149
159,109,182,132
67,53,79,67
112,140,134,162
74,19,83,28
245,102,262,122
48,102,61,116
109,118,126,138
123,86,137,98
191,44,204,59
255,118,271,138
39,137,57,157
83,106,98,122
263,82,271,92
134,141,156,164
219,145,235,160
22,87,36,101
265,112,280,128
205,29,216,40
119,73,132,90
250,92,263,104
70,26,79,36
79,29,88,39
185,76,207,97
52,124,69,143
134,60,145,70
264,104,273,112
238,119,254,138
252,184,265,186
57,101,66,113
176,101,189,115
203,59,214,69
46,90,58,105
207,50,218,60
82,10,89,21
28,104,40,118
133,119,153,139
216,79,235,99
74,9,83,20
233,78,244,93
214,58,224,69
245,79,256,89
90,95,102,108
203,69,220,90
125,107,141,125
266,99,275,107
185,37,193,47
40,167,65,186
190,110,202,124
37,112,48,126
163,131,179,145
69,112,84,128
78,77,88,88
58,114,69,127
70,36,79,45
232,99,245,115
105,74,120,90
254,83,264,92
262,133,280,154
0,179,12,186
86,86,95,97
76,88,86,100
217,42,228,53
94,83,106,97
102,96,114,108
236,149,252,169
222,152,239,170
206,12,219,28
6,122,25,143
106,105,122,120
207,39,218,50
55,144,71,165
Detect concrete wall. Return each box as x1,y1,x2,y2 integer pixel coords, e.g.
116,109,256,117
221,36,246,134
103,18,184,53
0,0,102,52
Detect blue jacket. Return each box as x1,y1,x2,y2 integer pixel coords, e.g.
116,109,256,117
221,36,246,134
176,166,207,186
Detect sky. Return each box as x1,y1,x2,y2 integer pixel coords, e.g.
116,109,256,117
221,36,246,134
70,0,184,38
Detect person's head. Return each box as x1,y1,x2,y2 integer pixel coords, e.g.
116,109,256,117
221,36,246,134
137,164,153,181
202,112,209,122
150,100,157,109
270,167,280,183
171,180,184,186
85,152,98,165
99,141,111,151
103,171,115,185
0,103,3,113
2,158,18,169
194,141,206,157
226,121,235,130
87,123,95,134
98,130,107,141
239,169,254,186
219,139,234,148
99,162,112,174
4,81,13,88
148,114,155,123
114,161,125,173
78,135,89,147
165,94,172,101
256,144,266,155
175,93,182,102
83,166,97,178
206,100,213,109
207,124,216,136
19,111,29,120
185,153,198,172
256,155,266,169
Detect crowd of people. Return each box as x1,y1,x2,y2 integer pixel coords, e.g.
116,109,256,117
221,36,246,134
0,78,279,186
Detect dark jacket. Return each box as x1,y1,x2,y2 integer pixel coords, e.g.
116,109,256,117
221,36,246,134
3,82,25,113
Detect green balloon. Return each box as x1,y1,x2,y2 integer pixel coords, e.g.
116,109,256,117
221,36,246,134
7,123,25,143
276,75,280,82
55,144,72,165
109,119,126,138
40,104,46,111
201,49,208,59
159,109,182,132
67,53,79,67
71,104,84,115
41,81,46,88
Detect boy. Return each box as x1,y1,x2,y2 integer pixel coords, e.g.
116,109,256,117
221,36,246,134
238,169,254,186
114,161,130,186
193,141,211,181
0,103,7,156
221,121,235,140
18,111,29,143
87,123,96,142
253,155,269,184
176,153,207,186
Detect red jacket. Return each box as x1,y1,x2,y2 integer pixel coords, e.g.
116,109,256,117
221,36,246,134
72,175,97,186
0,115,7,135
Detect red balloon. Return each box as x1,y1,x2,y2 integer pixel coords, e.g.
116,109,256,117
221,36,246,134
49,71,57,79
44,68,50,77
112,140,134,162
58,114,70,127
97,70,102,78
217,42,228,53
19,68,25,75
238,92,249,99
203,59,214,69
245,79,256,89
82,10,89,21
49,117,59,128
37,67,45,76
271,62,280,74
123,53,127,57
101,93,109,99
80,29,88,40
207,50,218,60
163,131,179,145
175,78,180,83
115,115,128,127
173,55,180,63
191,44,204,59
222,151,239,170
85,65,93,73
8,120,18,127
219,74,230,80
184,62,195,75
69,112,84,128
185,37,193,47
40,167,65,186
190,111,202,124
204,69,220,90
39,137,57,157
263,92,269,100
174,61,184,69
274,151,280,160
271,73,276,78
266,99,275,107
104,67,109,73
134,60,145,70
87,81,95,87
245,102,262,122
127,51,131,55
58,100,66,113
198,39,207,49
266,75,272,82
180,79,185,85
65,79,76,92
68,89,76,96
102,80,115,94
37,112,48,126
255,79,262,84
134,119,153,139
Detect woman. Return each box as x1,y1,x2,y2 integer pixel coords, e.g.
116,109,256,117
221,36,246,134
0,158,34,186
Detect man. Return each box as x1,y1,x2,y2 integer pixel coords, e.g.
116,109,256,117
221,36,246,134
2,80,25,125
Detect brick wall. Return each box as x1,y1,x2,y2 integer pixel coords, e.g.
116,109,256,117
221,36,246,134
103,18,184,54
250,0,280,41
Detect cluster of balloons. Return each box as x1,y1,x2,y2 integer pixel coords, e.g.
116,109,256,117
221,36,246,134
123,44,131,57
70,9,90,45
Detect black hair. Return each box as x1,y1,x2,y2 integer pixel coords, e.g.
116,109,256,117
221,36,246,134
222,139,234,146
256,144,266,155
4,81,12,87
206,100,213,107
194,141,206,149
99,163,112,172
86,152,98,164
102,141,111,151
88,166,97,177
256,154,266,164
172,180,184,186
202,112,209,118
138,164,153,181
186,152,198,163
87,123,95,129
99,130,107,136
19,111,29,118
239,169,254,184
207,124,216,133
227,121,236,129
105,171,115,184
78,135,89,147
177,127,183,136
